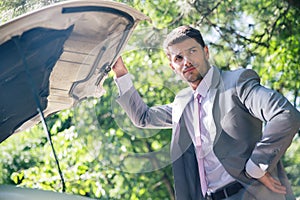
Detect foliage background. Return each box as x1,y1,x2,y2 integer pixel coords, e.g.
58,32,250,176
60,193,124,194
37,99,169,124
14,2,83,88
0,0,299,199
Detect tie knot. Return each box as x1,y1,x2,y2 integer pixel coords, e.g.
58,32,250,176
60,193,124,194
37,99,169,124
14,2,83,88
197,93,201,100
194,93,201,102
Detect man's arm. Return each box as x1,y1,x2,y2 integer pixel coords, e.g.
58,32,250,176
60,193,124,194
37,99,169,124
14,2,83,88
236,69,300,194
112,57,173,129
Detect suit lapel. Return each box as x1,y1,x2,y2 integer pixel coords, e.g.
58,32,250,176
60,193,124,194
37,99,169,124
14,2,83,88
207,67,222,145
172,87,193,123
170,87,193,161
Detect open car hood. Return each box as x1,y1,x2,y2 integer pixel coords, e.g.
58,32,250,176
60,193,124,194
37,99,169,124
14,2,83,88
0,0,150,143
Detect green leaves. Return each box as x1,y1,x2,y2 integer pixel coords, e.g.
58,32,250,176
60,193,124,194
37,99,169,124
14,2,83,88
0,0,299,199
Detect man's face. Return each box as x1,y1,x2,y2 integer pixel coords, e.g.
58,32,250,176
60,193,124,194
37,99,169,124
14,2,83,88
168,38,210,89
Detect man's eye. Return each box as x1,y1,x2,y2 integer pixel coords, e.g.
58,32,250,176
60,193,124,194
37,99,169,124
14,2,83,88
175,55,183,61
190,49,196,53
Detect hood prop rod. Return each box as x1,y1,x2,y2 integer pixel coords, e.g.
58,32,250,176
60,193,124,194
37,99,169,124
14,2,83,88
37,108,66,193
14,37,66,193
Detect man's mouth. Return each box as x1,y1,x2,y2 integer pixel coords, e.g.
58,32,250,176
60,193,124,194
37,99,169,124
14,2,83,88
183,67,196,74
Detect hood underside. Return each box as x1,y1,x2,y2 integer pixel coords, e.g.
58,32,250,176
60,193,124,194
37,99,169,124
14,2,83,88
0,0,150,143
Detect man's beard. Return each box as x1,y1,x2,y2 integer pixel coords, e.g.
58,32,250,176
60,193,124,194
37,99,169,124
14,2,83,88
185,71,203,83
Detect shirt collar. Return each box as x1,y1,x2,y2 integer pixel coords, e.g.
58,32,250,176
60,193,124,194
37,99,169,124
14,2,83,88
194,66,214,98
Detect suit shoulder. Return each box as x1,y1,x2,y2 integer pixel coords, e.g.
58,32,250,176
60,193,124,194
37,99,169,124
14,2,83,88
221,67,255,75
221,68,260,82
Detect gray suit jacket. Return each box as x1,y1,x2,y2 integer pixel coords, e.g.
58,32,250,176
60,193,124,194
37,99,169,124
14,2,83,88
116,67,300,200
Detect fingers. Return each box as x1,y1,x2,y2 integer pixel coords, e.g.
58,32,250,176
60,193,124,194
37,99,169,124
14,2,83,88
258,172,287,195
112,57,128,78
268,175,287,194
112,57,123,71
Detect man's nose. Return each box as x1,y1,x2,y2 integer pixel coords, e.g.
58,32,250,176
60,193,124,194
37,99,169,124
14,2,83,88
184,57,192,67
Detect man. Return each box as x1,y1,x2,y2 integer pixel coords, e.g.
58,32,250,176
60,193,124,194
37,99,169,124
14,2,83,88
112,25,300,199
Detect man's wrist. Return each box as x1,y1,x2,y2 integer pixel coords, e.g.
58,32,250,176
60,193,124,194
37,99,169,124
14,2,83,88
115,70,128,78
114,73,133,96
244,170,253,179
245,159,266,179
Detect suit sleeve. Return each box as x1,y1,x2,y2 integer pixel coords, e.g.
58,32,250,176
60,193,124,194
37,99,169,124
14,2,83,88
115,78,173,129
236,69,300,178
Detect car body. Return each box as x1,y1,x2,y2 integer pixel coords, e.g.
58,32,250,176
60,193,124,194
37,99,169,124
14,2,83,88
0,0,149,199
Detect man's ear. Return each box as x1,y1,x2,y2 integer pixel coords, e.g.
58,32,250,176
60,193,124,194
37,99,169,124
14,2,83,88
204,46,209,60
169,63,175,70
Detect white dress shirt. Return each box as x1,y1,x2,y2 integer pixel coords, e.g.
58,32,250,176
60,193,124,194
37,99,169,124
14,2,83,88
184,67,235,192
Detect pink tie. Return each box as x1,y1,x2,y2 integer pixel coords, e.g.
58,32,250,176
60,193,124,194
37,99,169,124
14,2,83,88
194,93,208,197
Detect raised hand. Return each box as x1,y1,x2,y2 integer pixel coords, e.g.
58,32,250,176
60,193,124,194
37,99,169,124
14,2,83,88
112,57,128,78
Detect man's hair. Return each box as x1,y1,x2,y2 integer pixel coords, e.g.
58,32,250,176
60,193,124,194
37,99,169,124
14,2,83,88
163,25,206,58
